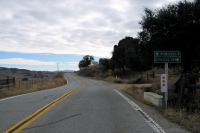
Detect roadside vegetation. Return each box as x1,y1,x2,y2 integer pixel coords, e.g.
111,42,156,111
123,75,200,133
77,0,200,132
0,72,67,99
77,65,200,133
79,0,200,98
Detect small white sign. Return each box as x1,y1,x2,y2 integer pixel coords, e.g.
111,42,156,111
161,74,167,92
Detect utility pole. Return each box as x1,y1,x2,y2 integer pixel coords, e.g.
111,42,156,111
57,63,59,72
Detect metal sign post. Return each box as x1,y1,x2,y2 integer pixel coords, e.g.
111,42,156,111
154,51,181,109
165,63,168,108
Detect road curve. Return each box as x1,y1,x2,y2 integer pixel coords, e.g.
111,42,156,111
0,73,164,133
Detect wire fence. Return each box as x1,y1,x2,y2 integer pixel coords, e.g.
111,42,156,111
0,77,44,89
0,77,15,89
147,73,180,80
16,80,44,88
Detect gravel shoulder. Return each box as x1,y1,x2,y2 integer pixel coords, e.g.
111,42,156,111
99,80,191,133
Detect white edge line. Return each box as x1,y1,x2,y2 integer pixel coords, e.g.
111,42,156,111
0,93,30,102
0,86,61,102
65,75,68,84
114,89,166,133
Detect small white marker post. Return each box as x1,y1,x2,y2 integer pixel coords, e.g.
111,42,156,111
161,73,167,109
161,63,168,109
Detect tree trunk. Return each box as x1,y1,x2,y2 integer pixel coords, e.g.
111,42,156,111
122,67,126,74
140,71,143,79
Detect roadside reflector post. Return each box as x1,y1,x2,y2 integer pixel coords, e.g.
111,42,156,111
161,72,168,109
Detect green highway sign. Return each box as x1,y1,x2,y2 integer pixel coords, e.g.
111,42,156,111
154,51,181,63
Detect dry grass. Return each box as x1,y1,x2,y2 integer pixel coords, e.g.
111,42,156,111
77,65,106,78
123,84,154,107
123,76,200,133
123,85,145,102
104,76,117,82
163,109,200,133
149,76,180,95
0,72,67,98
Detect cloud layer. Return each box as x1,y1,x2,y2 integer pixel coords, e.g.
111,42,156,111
0,58,57,65
0,0,189,57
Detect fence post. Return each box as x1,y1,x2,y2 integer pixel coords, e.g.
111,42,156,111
7,76,9,89
176,77,186,110
13,77,15,88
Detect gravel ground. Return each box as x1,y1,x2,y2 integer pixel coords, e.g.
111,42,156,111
100,81,191,133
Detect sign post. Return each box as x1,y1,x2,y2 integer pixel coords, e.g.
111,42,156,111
154,51,181,109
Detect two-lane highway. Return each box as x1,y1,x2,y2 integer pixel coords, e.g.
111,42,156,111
0,73,165,133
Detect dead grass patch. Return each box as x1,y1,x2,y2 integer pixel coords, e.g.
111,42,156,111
0,73,67,99
104,76,116,82
123,85,145,102
163,109,200,133
144,99,154,106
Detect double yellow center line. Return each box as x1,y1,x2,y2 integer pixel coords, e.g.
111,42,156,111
69,73,83,85
4,88,78,133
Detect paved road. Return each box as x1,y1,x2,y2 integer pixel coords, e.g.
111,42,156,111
0,73,165,133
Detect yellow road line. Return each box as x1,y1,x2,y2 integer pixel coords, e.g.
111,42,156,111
4,88,78,133
69,73,83,85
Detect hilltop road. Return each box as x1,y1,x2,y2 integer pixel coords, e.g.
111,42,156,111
1,73,165,133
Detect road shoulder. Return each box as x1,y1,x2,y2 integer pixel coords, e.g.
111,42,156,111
98,80,191,133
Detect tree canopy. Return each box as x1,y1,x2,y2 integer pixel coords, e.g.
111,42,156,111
78,55,94,69
99,57,116,71
110,37,151,74
79,0,200,75
139,0,200,73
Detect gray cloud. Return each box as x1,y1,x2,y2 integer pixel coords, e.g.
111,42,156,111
0,0,192,57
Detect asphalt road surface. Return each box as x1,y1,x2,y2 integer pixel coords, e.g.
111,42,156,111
0,73,165,133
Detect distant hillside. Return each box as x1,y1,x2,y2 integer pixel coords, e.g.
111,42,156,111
0,67,56,81
60,70,75,72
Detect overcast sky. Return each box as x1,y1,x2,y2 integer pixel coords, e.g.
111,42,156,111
0,0,192,71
